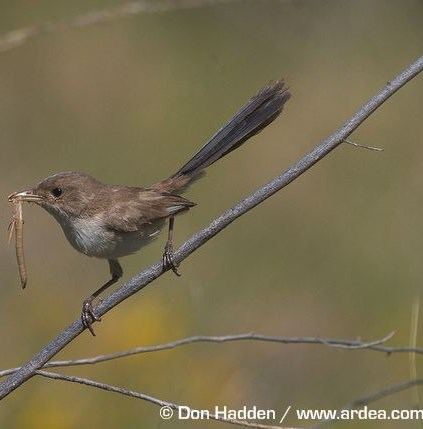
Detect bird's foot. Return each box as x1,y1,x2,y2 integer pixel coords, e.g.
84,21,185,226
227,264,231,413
82,297,101,336
162,241,180,276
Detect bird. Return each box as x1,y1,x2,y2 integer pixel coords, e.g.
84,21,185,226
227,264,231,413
9,80,291,335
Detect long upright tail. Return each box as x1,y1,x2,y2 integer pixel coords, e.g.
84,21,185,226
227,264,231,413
155,80,291,194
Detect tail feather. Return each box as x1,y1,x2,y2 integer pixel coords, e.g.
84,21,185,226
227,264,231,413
173,80,290,179
155,80,291,195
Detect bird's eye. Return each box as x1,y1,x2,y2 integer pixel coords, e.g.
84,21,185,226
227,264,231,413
51,187,63,198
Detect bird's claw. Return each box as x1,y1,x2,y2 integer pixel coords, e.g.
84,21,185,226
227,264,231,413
162,241,180,276
81,298,101,336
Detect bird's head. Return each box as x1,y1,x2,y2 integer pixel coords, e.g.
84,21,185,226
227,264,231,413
9,172,103,220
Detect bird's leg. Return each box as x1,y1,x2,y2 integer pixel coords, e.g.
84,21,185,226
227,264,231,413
162,216,180,276
82,259,123,336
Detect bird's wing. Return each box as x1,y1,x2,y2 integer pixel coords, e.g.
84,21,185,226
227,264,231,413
103,187,195,233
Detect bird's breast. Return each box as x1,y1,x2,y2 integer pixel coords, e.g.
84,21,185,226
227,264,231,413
57,215,164,259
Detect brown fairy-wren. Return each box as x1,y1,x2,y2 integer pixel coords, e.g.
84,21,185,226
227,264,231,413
9,80,291,335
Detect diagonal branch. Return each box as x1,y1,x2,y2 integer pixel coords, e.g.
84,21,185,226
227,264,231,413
19,370,423,429
1,54,422,399
311,378,423,428
33,370,297,429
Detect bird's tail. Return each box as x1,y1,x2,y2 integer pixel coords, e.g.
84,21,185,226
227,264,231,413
155,80,291,194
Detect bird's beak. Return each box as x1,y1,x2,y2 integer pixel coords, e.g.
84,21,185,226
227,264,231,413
8,189,43,203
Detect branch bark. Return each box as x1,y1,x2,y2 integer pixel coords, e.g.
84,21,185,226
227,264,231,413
1,54,423,399
34,370,296,429
312,378,423,428
0,0,242,52
2,331,411,378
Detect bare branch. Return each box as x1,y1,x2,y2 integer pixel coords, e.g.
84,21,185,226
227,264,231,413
346,379,423,409
342,139,383,152
2,331,421,378
34,370,297,429
409,297,421,408
1,55,422,399
26,370,423,429
311,378,423,429
0,0,242,52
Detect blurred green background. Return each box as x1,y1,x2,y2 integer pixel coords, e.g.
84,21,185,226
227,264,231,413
1,0,423,428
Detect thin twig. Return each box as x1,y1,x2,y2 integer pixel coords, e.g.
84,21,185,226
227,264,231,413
28,370,423,429
317,331,396,350
311,378,423,429
2,331,420,378
34,370,297,429
343,139,383,152
348,378,423,408
409,297,421,410
1,54,422,399
0,0,242,52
